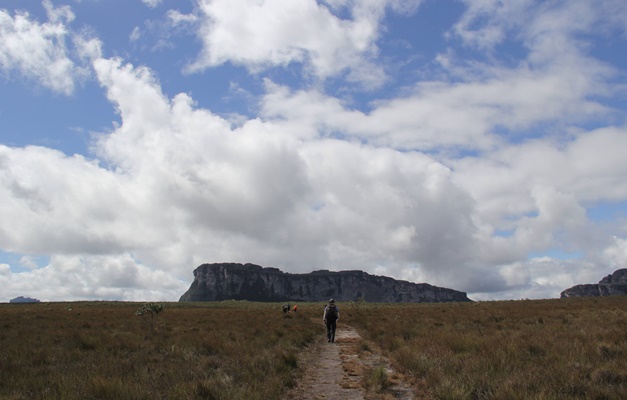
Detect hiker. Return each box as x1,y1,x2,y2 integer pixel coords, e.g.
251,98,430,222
293,304,298,313
282,304,290,314
323,299,339,343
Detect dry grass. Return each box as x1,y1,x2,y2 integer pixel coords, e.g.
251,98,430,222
346,297,627,400
2,297,626,399
363,365,391,394
0,301,320,399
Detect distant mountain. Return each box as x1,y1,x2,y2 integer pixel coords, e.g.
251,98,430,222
179,263,472,303
10,296,40,303
560,269,627,298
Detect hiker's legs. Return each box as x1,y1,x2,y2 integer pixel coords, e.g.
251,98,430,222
326,321,333,341
330,320,337,342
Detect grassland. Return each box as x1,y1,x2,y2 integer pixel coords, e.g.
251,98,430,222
0,301,320,399
346,297,627,399
1,297,626,399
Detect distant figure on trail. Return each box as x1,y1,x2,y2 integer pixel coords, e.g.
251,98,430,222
282,304,291,314
323,299,339,343
293,304,298,313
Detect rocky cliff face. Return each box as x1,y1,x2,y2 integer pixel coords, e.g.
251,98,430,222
179,263,471,303
560,269,627,298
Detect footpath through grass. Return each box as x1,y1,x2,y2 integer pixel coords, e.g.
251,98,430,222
0,301,321,400
346,297,627,399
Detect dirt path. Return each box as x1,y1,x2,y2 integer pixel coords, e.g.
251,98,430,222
284,323,414,400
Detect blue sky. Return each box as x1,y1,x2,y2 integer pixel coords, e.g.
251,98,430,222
1,0,627,302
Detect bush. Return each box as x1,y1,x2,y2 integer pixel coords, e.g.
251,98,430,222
135,303,164,334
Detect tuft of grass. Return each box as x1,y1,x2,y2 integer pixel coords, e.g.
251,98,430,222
363,365,391,394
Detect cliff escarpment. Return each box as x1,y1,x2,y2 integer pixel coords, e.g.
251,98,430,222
179,263,471,303
560,269,627,298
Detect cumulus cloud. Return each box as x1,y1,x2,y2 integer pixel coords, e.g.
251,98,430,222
602,236,627,269
0,145,145,255
90,56,482,277
259,57,613,153
478,257,599,300
0,0,99,94
186,0,421,86
2,51,617,301
1,0,626,302
19,256,40,270
0,55,485,299
450,127,627,236
0,264,9,276
0,254,185,302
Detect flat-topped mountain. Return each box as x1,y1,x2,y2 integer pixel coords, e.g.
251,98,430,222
179,263,471,303
9,296,40,303
560,268,627,298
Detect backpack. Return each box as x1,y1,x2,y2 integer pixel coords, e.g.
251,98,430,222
326,305,338,321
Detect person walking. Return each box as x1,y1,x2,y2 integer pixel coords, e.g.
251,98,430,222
323,299,339,343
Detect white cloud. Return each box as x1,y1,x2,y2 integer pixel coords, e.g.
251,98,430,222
259,54,612,152
43,0,74,24
0,1,95,94
130,26,141,42
470,257,596,300
0,264,9,276
73,34,102,61
0,254,186,302
0,145,151,255
452,0,627,56
602,236,627,270
2,0,627,302
451,0,532,50
450,127,627,233
1,56,485,299
19,256,39,270
166,9,198,26
186,0,420,86
141,0,163,8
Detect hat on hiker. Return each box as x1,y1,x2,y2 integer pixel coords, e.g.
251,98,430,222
329,298,335,304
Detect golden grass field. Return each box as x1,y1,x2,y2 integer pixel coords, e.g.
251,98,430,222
1,296,625,399
347,297,627,399
0,301,319,399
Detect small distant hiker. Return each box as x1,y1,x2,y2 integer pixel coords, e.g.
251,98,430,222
323,299,339,343
282,304,291,314
293,304,298,313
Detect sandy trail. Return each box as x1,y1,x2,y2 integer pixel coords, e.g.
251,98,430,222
283,323,414,400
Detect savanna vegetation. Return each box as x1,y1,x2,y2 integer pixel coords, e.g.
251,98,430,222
0,296,625,399
347,296,627,399
0,301,319,399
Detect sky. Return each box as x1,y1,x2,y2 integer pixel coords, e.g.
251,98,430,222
1,0,627,302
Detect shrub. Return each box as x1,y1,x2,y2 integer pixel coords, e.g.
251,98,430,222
135,302,164,334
